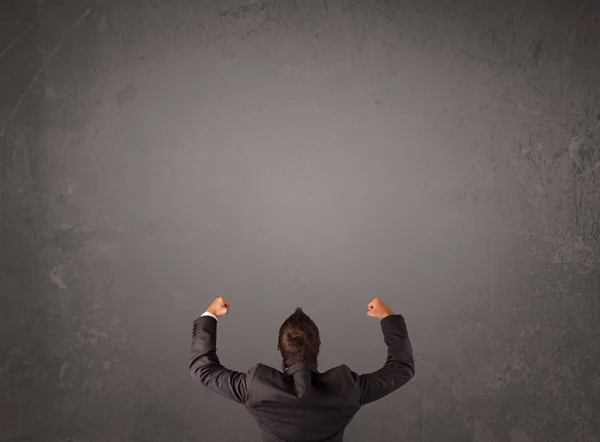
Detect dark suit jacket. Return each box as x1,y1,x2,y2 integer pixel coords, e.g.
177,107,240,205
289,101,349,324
189,314,415,442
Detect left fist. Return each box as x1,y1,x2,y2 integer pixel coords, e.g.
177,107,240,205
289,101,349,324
206,297,230,318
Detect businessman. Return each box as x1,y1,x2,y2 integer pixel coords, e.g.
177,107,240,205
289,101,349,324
189,297,415,442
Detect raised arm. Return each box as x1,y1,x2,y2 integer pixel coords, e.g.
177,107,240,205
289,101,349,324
349,298,415,405
189,297,258,404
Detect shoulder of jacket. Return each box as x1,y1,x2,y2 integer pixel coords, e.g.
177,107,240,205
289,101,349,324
337,364,360,383
338,364,352,373
249,363,278,375
323,364,354,377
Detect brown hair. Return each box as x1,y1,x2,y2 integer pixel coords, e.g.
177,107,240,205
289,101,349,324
278,307,321,368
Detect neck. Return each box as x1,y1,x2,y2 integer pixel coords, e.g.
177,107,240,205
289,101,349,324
282,360,318,371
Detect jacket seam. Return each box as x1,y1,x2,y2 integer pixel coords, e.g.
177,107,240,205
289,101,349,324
245,364,261,404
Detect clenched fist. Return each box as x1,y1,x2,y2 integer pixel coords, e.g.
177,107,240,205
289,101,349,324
206,297,230,318
367,298,394,319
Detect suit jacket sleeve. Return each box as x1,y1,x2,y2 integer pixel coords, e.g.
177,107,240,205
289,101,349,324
189,316,258,404
349,314,415,405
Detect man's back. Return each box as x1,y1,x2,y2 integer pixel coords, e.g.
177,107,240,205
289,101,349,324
245,363,361,442
190,299,414,442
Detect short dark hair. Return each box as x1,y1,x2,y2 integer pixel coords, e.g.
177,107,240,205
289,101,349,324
278,307,321,368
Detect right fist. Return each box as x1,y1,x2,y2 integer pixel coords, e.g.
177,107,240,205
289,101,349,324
367,298,394,319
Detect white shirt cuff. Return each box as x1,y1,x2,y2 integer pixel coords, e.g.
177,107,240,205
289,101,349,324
201,311,218,321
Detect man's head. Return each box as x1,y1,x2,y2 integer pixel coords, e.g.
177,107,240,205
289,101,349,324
277,307,321,370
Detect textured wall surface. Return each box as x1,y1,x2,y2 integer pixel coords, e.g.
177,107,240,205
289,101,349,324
1,0,599,441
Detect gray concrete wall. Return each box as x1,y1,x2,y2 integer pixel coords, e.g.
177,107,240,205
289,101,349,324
1,0,599,441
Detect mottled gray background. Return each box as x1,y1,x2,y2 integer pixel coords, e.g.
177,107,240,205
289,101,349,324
1,0,599,441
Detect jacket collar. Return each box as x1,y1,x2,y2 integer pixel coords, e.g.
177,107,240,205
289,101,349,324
284,362,319,376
